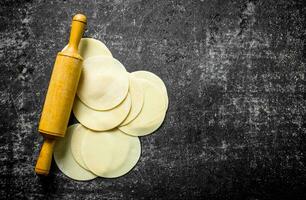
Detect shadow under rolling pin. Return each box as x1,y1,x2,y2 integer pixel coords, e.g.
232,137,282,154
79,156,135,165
35,14,87,176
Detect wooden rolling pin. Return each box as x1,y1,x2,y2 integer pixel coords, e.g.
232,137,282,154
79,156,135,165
35,14,87,175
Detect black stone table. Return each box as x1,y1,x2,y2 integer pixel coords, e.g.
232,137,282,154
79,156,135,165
1,0,305,199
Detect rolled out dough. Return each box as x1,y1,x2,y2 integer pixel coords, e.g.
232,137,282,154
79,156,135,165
62,38,112,60
73,94,131,131
77,56,129,110
132,71,168,109
119,79,166,136
120,75,144,126
81,129,141,178
53,124,97,181
70,124,90,170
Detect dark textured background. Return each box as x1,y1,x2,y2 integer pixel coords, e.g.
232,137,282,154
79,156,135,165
1,0,306,199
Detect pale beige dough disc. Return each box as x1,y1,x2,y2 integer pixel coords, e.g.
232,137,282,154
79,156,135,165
120,111,166,137
77,56,129,110
120,75,144,126
53,124,97,181
81,129,141,178
70,125,90,170
73,94,131,131
62,38,112,60
132,71,168,109
119,79,166,136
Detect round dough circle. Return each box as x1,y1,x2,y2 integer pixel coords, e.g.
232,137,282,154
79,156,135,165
62,38,112,60
119,79,166,136
77,56,129,110
120,111,166,137
70,125,90,170
73,94,131,131
81,129,141,178
120,76,144,126
132,71,168,109
53,124,97,181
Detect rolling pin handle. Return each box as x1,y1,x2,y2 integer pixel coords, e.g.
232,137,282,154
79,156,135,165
35,137,56,176
67,14,87,52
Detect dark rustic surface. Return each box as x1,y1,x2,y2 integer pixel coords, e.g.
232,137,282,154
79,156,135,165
1,0,306,199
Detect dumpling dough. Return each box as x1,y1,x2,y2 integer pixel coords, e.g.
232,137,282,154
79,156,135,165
120,75,144,126
120,111,166,137
119,79,166,136
62,38,112,60
81,129,141,178
70,125,90,170
77,56,129,110
73,94,131,131
78,38,112,59
53,124,97,181
132,71,168,109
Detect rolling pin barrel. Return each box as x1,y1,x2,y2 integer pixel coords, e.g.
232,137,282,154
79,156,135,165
35,14,87,176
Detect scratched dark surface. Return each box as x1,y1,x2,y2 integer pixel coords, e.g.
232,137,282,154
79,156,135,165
1,0,306,199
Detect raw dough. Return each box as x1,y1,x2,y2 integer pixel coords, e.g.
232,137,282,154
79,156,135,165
120,111,166,137
81,129,141,178
120,75,144,126
70,124,90,170
119,79,166,136
53,124,97,181
73,94,131,131
77,56,129,110
62,38,112,60
132,71,168,109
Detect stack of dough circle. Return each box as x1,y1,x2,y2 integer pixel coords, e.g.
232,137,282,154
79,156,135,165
132,71,168,109
53,124,97,181
77,56,129,111
54,38,169,181
65,124,141,180
73,94,131,131
120,75,144,126
81,128,141,178
119,74,168,136
70,124,91,170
